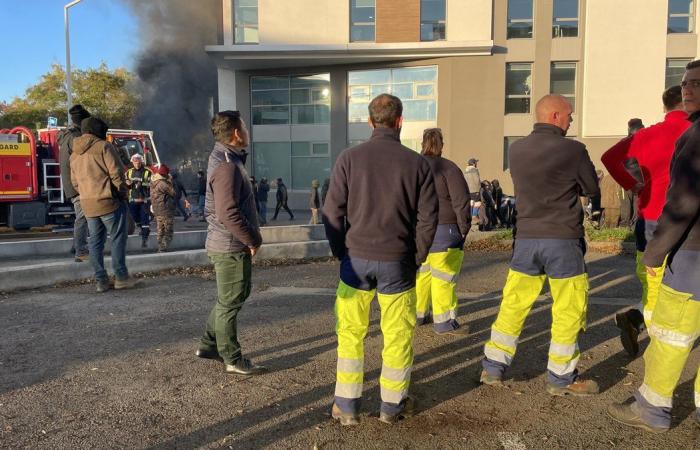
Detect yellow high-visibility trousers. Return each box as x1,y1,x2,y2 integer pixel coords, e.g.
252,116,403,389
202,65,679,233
416,248,464,330
634,250,666,326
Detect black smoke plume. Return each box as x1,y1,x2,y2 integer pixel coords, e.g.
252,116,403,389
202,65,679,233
125,0,221,168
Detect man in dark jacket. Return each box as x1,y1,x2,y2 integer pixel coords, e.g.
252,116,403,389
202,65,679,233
57,104,91,262
481,95,601,397
323,94,438,426
196,170,206,221
607,59,700,433
171,172,190,221
272,177,294,220
195,110,265,376
257,177,270,225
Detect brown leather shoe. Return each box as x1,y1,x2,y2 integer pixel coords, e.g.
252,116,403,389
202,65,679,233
607,402,668,433
114,278,141,290
331,403,359,426
547,378,599,397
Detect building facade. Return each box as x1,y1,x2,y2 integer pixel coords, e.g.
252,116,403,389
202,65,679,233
206,0,700,207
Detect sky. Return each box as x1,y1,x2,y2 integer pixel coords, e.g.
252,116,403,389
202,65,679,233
0,0,138,102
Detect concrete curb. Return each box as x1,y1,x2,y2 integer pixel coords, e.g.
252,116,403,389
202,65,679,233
0,240,331,292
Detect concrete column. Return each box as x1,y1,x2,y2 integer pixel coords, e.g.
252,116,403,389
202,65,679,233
222,0,233,46
217,68,237,110
330,68,348,166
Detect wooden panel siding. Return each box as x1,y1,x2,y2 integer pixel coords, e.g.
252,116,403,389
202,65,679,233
376,0,420,43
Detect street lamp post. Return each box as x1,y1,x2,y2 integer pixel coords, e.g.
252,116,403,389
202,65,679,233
64,0,83,123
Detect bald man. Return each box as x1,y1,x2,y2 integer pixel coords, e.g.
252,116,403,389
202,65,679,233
481,95,601,396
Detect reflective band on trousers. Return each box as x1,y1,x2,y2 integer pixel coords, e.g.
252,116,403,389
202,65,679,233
381,386,407,404
484,345,513,365
649,324,698,348
335,382,363,399
491,329,518,348
695,392,700,408
549,341,578,357
547,357,579,376
431,267,458,284
337,357,363,373
433,309,457,324
639,383,672,408
418,264,431,273
382,365,411,383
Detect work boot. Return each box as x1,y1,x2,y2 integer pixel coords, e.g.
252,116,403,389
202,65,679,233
195,347,223,362
96,279,111,293
615,309,644,357
607,401,668,433
378,396,416,424
546,378,599,397
479,370,504,386
141,238,148,249
114,277,141,290
224,357,267,375
434,322,470,336
416,313,432,326
331,403,360,426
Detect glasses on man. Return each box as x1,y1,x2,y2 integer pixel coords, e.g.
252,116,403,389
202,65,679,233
680,79,700,89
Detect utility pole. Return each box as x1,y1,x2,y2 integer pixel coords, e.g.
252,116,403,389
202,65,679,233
64,0,84,123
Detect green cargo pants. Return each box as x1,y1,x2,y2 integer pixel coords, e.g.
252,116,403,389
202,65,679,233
200,251,252,365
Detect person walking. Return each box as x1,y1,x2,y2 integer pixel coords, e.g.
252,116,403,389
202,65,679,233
321,178,330,206
272,177,294,221
195,110,265,375
323,94,438,426
171,172,191,221
126,154,152,248
607,60,700,433
250,176,260,222
150,164,177,252
601,85,690,357
57,104,91,262
491,179,504,227
70,117,138,292
480,95,600,396
257,177,270,225
196,170,207,221
415,128,471,335
309,179,321,224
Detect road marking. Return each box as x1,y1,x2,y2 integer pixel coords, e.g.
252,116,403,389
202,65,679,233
497,432,527,450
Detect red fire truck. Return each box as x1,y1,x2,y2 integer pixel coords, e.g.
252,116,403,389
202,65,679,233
0,126,161,229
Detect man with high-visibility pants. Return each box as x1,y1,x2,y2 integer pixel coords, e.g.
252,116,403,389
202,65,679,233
608,60,700,433
323,94,438,426
481,95,601,396
601,85,690,357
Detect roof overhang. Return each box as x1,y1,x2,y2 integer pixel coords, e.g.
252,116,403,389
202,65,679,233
205,40,494,70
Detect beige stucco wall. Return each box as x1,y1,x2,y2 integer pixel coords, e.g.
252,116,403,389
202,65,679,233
447,0,492,42
258,0,349,45
582,0,668,137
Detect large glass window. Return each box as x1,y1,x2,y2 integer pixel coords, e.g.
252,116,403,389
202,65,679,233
552,0,579,37
421,0,446,41
550,62,577,111
503,137,522,171
505,63,532,114
351,0,376,42
253,142,331,190
507,0,534,39
668,0,695,33
251,75,330,125
234,0,258,44
666,58,692,88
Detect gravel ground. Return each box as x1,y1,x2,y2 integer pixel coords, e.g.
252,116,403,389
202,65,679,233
1,251,698,449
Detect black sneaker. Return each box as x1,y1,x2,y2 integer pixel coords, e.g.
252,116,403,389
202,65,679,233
195,348,223,362
225,357,267,375
615,310,642,357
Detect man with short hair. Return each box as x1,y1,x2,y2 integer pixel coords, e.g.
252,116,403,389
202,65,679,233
70,117,137,292
481,95,601,396
195,110,265,376
57,104,91,262
602,85,690,357
608,59,700,433
126,154,152,248
464,158,481,203
324,94,438,426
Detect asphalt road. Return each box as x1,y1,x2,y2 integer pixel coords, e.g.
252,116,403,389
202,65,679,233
1,251,698,449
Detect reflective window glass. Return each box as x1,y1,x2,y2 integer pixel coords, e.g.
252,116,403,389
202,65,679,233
668,0,695,33
550,62,577,111
552,0,578,37
666,59,692,88
253,142,290,182
351,0,376,42
421,0,446,41
507,0,534,39
234,0,258,44
505,63,533,114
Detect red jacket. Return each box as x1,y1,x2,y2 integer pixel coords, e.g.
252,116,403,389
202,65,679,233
601,110,690,221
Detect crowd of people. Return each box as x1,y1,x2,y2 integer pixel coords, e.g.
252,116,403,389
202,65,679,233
58,59,700,434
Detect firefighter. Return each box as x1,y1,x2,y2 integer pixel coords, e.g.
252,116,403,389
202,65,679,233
126,153,152,247
607,60,700,433
601,85,690,357
480,95,601,396
415,128,471,335
323,94,438,426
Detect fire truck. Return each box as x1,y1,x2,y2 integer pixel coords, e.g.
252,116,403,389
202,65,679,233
0,126,161,229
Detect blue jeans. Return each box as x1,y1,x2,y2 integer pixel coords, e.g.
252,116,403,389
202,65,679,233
258,201,267,224
197,194,205,215
87,202,129,282
176,198,189,217
71,196,89,257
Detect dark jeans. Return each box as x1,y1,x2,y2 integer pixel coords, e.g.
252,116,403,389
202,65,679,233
273,201,294,220
176,198,189,217
200,252,252,364
71,196,89,257
87,202,129,282
258,201,267,224
129,201,150,239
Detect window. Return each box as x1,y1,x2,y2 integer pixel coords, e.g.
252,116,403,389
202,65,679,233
251,74,330,125
550,62,577,111
552,0,578,37
503,137,522,171
421,0,446,41
668,0,695,33
351,0,375,42
253,142,331,190
666,58,692,88
234,0,258,44
505,63,532,114
507,0,534,39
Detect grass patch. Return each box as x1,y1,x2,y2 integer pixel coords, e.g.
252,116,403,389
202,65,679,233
585,225,635,242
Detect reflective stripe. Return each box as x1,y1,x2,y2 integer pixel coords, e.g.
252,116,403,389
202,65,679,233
649,324,697,348
491,329,518,348
433,309,457,324
335,382,362,399
547,356,579,376
416,311,428,319
695,392,700,408
381,365,411,383
639,383,672,408
643,309,653,324
337,357,363,373
380,386,406,404
431,268,457,284
417,264,431,273
484,345,513,365
549,341,578,357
